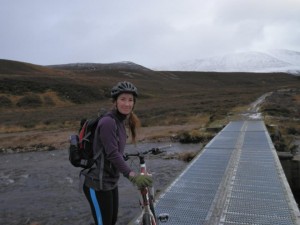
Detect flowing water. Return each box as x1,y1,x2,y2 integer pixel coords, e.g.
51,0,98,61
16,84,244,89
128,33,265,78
0,142,200,225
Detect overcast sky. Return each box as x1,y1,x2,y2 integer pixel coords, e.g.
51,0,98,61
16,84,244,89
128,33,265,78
1,0,300,68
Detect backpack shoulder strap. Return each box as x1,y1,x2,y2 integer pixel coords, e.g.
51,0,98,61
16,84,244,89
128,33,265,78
92,113,119,161
101,113,119,141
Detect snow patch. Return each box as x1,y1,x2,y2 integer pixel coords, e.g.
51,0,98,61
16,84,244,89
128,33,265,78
158,49,300,75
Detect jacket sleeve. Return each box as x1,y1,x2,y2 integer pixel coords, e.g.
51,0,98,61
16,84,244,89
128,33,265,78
97,116,132,177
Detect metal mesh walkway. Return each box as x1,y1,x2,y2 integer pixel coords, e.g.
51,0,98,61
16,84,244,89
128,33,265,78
152,120,300,225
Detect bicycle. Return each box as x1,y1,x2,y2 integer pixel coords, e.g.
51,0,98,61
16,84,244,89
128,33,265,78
124,145,171,225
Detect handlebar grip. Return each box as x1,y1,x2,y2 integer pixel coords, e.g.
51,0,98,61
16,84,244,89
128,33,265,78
152,148,162,155
151,144,171,155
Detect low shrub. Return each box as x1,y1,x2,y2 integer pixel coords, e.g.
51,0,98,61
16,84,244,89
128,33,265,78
16,94,42,107
177,151,198,162
164,151,199,162
262,107,291,117
43,96,55,106
287,127,300,135
177,130,214,144
0,96,13,107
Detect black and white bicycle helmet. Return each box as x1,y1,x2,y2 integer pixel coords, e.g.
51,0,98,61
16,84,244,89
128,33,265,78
111,81,138,98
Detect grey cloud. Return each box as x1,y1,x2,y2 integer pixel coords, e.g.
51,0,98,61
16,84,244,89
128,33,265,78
0,0,300,67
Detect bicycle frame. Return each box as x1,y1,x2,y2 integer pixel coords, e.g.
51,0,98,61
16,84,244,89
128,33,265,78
124,146,170,225
139,154,157,225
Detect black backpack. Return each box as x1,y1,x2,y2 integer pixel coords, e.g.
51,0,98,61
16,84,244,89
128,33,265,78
69,114,115,169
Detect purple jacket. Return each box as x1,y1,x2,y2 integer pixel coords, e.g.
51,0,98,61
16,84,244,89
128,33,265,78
83,110,131,191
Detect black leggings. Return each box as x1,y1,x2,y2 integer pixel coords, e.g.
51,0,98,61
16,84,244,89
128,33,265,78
83,185,119,225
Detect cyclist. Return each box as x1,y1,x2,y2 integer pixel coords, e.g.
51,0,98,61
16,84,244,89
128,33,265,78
82,81,152,225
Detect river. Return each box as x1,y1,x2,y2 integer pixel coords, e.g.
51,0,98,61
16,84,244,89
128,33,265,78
0,142,200,225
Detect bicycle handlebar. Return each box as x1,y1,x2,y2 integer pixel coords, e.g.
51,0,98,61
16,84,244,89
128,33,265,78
124,144,171,160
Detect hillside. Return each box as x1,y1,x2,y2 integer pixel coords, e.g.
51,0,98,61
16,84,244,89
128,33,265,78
0,59,67,75
0,59,299,134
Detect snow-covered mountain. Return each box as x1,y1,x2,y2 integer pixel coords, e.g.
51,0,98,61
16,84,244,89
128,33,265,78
159,49,300,75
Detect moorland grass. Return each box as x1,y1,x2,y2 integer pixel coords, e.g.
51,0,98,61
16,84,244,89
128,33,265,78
0,60,299,134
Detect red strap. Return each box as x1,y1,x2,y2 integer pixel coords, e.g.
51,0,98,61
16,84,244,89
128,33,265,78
79,123,87,149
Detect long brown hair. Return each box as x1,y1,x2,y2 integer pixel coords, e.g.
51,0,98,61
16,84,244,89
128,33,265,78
127,111,141,144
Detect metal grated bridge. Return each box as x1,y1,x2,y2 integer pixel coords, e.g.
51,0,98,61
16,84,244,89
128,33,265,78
130,120,300,225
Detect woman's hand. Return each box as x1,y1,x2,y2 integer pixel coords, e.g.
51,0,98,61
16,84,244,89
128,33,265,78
129,173,153,188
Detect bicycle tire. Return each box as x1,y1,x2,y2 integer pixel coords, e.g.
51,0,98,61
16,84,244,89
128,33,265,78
149,195,156,221
142,213,151,225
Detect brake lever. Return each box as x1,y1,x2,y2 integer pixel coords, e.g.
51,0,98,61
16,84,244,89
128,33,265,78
123,154,129,161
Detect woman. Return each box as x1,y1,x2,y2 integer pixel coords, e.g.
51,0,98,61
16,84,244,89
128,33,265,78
82,81,152,225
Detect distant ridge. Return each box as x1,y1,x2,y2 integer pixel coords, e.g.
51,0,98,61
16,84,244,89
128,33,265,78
0,59,156,77
48,61,152,72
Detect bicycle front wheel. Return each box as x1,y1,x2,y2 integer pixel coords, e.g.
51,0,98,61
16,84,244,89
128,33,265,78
142,212,156,225
149,195,156,220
